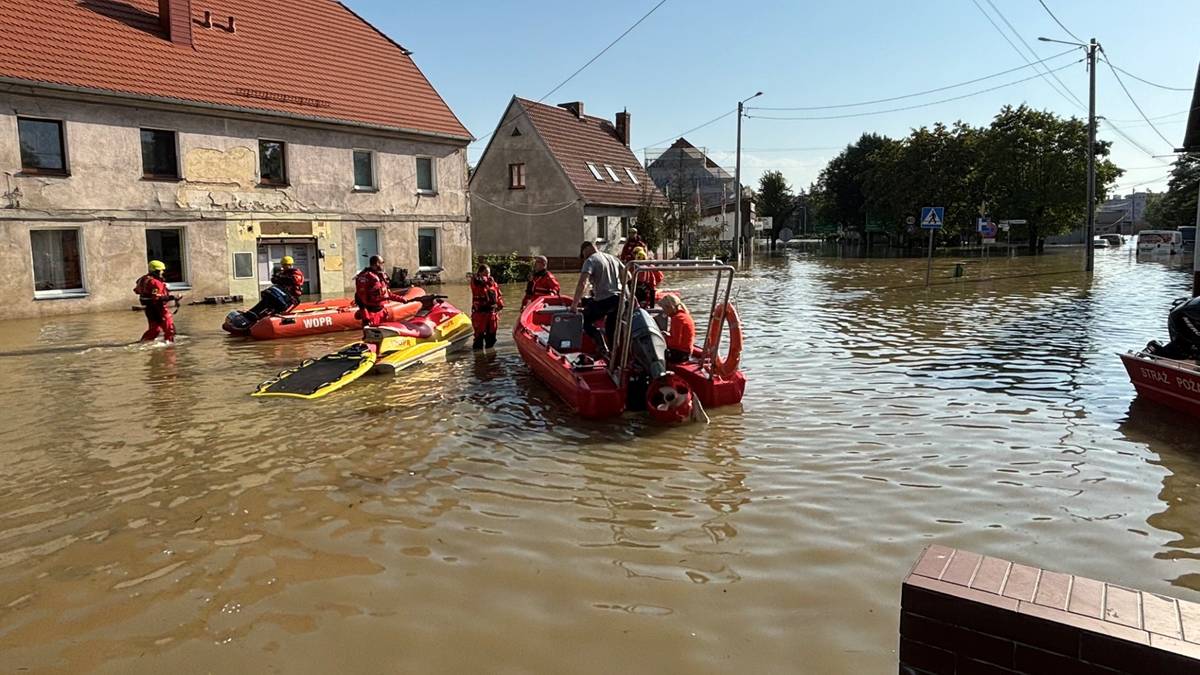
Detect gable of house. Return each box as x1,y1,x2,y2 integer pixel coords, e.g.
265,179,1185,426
0,0,470,140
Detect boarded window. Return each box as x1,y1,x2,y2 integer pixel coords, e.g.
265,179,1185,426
30,229,84,295
140,129,179,180
18,118,67,175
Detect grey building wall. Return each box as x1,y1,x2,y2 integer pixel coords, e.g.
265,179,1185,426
0,89,470,318
470,99,584,263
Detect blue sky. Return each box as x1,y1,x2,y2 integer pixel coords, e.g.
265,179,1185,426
347,0,1199,196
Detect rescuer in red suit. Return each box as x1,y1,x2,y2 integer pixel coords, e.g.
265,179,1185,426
632,247,663,309
469,263,504,350
620,227,647,262
135,260,181,343
271,255,304,309
354,255,406,327
521,255,560,309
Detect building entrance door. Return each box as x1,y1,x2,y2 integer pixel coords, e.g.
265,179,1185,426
355,228,379,272
258,239,318,295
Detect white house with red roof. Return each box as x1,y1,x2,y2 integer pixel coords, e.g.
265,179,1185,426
0,0,471,318
470,97,667,269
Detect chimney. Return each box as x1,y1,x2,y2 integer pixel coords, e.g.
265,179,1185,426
558,101,584,119
158,0,194,47
615,109,631,147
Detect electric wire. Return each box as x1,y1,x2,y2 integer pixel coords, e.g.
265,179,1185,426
746,61,1082,121
970,0,1084,111
1100,49,1178,149
1035,0,1084,43
1105,63,1193,92
751,48,1076,111
640,108,737,151
984,0,1088,109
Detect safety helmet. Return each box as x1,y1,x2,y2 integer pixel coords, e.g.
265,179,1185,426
281,256,294,265
148,260,166,272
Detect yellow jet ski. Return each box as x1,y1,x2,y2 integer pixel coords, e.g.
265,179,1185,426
252,296,473,400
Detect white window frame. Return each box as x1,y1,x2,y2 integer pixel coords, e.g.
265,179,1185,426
30,227,87,299
146,225,191,290
625,167,639,184
416,156,437,195
352,149,377,191
604,164,621,182
586,162,604,181
417,227,440,271
232,252,255,279
596,216,609,243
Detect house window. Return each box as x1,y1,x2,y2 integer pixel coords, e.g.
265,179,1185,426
586,162,604,181
416,157,436,193
418,228,439,269
30,229,84,297
597,216,609,242
353,150,375,190
146,228,186,286
509,163,526,189
604,165,620,182
620,217,631,238
625,168,639,184
233,252,254,279
259,140,288,186
140,129,179,180
18,118,68,176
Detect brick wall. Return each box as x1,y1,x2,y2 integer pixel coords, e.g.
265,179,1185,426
900,546,1200,674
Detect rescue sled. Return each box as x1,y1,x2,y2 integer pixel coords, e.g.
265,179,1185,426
252,295,473,400
514,260,746,422
223,287,426,340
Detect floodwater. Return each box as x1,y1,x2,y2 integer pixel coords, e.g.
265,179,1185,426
0,247,1198,674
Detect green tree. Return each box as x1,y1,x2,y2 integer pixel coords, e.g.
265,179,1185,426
635,186,667,255
756,170,795,247
1143,155,1200,230
811,133,896,231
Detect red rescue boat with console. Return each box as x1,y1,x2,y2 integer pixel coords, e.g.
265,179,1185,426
223,287,426,340
514,259,746,422
1121,296,1200,418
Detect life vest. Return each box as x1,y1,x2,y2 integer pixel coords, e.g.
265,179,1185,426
667,309,696,354
134,274,168,306
354,269,390,309
471,276,504,313
522,270,560,307
272,267,304,299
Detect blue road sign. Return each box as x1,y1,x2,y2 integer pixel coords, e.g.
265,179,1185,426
978,219,998,238
920,206,945,230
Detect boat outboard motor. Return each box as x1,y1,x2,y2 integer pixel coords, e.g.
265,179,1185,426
629,308,668,379
1148,296,1200,360
223,286,294,333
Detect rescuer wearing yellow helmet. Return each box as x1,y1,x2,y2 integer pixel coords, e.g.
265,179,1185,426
134,260,181,342
271,255,304,306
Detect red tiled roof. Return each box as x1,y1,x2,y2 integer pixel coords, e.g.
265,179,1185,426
516,98,666,207
0,0,470,141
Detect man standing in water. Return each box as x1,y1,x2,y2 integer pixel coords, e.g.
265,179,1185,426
469,263,504,350
570,241,624,358
354,255,406,327
134,260,181,343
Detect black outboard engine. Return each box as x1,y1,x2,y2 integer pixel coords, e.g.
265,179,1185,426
629,308,668,380
1148,297,1200,360
223,286,293,334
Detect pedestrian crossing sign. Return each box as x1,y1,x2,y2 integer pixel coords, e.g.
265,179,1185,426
920,206,945,230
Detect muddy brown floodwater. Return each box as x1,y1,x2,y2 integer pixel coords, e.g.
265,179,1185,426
0,247,1198,673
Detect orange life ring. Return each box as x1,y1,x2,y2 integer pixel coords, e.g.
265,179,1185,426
704,302,743,379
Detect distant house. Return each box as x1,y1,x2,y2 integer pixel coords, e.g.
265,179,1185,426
645,138,752,242
470,98,666,269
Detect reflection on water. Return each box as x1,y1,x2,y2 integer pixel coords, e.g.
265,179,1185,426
0,248,1197,673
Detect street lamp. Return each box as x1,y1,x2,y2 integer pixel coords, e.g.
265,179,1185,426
734,91,763,266
1039,36,1099,272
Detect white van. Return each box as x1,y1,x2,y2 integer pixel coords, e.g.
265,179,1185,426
1137,230,1183,255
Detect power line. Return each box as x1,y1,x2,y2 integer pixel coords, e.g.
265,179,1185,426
970,0,1084,111
1100,50,1177,149
640,108,736,150
1105,63,1193,92
469,0,670,149
1036,0,1084,43
753,48,1075,111
984,0,1088,109
1100,118,1169,161
747,60,1081,121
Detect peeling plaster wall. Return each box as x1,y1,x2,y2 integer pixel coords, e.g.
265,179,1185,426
0,91,471,319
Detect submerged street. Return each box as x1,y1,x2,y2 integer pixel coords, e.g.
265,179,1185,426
0,248,1197,673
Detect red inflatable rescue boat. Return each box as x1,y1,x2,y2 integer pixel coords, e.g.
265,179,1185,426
224,287,426,340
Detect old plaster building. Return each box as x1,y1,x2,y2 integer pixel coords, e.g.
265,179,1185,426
470,98,667,269
0,0,471,318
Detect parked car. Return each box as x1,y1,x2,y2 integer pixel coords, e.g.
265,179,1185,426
1099,234,1124,246
1092,236,1110,249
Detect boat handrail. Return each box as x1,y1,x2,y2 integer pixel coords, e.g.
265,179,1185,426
608,259,735,382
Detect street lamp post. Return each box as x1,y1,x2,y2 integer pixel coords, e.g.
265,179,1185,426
734,91,762,267
1039,36,1099,272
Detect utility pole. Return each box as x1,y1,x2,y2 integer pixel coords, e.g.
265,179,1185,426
1193,174,1200,296
734,91,762,267
1085,37,1098,273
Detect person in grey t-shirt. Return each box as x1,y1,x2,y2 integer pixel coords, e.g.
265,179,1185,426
570,241,624,357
